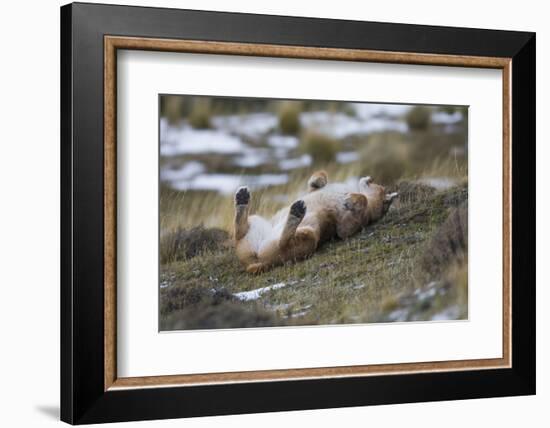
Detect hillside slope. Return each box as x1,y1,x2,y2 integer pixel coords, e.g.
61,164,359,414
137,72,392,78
160,181,468,330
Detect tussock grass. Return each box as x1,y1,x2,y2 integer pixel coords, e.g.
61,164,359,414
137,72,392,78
188,99,212,129
160,226,229,264
405,105,431,130
300,132,340,164
278,102,302,135
420,203,467,277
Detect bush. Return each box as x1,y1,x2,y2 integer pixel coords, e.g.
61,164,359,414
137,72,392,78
188,100,212,129
421,203,468,276
301,132,340,164
278,103,302,135
160,283,234,316
359,134,409,185
162,96,184,125
393,181,436,205
160,226,229,264
160,301,282,331
406,106,431,130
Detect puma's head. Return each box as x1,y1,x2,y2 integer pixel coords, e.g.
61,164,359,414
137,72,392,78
359,176,399,221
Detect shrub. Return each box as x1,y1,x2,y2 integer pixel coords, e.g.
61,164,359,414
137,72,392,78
438,105,457,114
278,103,302,135
160,301,282,331
393,181,436,205
359,134,409,185
405,106,431,130
300,132,340,164
160,226,229,264
421,203,468,276
162,96,184,125
188,100,212,129
160,283,234,316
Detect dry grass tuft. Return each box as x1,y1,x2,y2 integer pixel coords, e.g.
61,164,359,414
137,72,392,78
359,134,410,185
278,102,302,135
160,301,283,331
406,106,431,130
160,226,230,264
300,132,340,164
188,99,212,129
421,203,468,277
393,181,436,205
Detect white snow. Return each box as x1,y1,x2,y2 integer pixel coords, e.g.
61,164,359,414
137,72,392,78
161,126,246,156
232,148,271,168
233,282,288,301
211,113,278,139
431,305,461,321
160,161,205,182
336,151,360,164
417,177,458,190
279,154,312,170
267,135,299,149
170,173,288,194
352,103,412,119
300,111,407,139
431,110,464,124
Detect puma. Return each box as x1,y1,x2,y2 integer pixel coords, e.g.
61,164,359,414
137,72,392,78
234,171,398,273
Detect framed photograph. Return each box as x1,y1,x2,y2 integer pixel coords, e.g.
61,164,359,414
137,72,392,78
60,2,535,424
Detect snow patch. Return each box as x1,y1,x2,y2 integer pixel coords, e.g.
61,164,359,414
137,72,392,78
170,173,288,194
211,113,277,139
161,126,246,156
300,111,407,139
160,161,205,182
417,177,458,190
279,154,312,170
336,151,360,164
233,282,288,301
267,135,299,149
431,111,464,125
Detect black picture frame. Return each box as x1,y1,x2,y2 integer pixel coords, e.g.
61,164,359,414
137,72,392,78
61,2,535,424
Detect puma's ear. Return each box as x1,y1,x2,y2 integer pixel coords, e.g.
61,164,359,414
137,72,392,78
359,176,374,188
385,192,399,202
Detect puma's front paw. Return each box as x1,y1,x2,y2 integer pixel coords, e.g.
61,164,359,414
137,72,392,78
235,186,250,206
290,200,306,219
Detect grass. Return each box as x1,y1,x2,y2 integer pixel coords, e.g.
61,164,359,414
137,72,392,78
160,181,468,330
405,106,431,130
160,163,366,233
160,226,229,264
158,100,469,330
188,99,212,129
278,102,302,135
300,132,340,164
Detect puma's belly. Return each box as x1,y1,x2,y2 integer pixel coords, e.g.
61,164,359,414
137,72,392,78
301,183,358,211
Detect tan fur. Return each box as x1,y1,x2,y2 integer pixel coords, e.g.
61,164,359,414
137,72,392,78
234,172,398,273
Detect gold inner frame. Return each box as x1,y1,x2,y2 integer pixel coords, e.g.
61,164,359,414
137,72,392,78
104,35,512,391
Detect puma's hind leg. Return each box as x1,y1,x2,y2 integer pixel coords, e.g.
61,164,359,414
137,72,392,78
307,170,328,192
279,200,307,250
290,225,320,260
337,192,368,239
234,186,250,241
